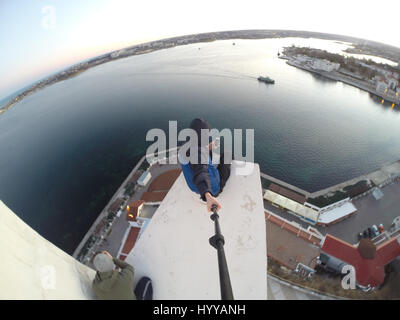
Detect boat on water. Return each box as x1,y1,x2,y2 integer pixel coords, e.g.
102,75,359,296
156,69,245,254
257,76,275,84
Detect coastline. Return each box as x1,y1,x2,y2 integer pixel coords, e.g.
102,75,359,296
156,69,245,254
74,145,400,260
72,147,178,261
260,158,400,198
2,29,399,116
72,152,147,259
283,57,400,104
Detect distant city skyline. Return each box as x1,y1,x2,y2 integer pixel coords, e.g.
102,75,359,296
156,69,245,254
1,0,399,99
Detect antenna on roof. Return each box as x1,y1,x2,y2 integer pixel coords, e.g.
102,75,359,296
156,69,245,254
209,204,234,300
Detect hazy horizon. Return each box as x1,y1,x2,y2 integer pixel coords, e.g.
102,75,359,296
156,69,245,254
1,0,400,100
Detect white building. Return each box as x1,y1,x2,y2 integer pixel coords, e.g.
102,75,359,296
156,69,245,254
311,59,340,72
295,54,312,63
137,171,151,186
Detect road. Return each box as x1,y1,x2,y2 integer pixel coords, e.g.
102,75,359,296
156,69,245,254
325,181,400,244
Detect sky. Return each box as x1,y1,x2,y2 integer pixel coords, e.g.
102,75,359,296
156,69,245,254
1,0,400,100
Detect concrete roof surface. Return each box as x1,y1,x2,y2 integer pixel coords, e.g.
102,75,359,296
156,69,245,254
126,161,267,299
317,202,357,224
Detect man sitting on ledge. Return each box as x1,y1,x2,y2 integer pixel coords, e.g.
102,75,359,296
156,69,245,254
179,118,231,212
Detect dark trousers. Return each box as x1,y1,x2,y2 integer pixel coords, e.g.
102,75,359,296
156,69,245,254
216,153,231,195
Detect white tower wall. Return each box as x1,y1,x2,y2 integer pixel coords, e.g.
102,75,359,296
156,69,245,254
0,201,96,300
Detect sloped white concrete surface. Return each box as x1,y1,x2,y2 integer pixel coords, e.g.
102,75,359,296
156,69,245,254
127,161,267,299
0,201,96,299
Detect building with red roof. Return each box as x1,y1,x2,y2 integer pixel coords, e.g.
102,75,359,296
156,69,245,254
117,225,141,261
147,168,181,192
140,191,168,203
117,200,147,260
115,169,182,263
126,200,145,221
265,211,322,272
321,234,400,289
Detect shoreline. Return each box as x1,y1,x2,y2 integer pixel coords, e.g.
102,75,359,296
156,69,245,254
74,146,400,259
281,56,400,104
72,147,178,260
2,29,399,116
260,158,400,202
72,153,147,259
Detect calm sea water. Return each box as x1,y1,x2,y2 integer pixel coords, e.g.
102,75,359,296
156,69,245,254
0,38,399,254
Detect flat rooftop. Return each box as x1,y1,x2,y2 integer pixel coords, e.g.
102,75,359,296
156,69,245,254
265,181,400,245
118,225,141,261
264,190,319,224
126,161,267,299
147,168,182,192
317,201,357,225
265,211,321,270
140,191,168,203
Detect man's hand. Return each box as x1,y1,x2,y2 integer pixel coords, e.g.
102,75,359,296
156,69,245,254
102,251,113,259
205,192,221,212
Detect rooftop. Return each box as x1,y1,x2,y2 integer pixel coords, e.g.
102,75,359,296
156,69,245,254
147,168,182,192
321,234,400,288
264,190,319,224
137,171,151,184
140,191,168,203
265,211,321,270
138,168,182,203
128,199,145,208
126,161,267,299
119,226,141,260
127,200,145,221
317,201,357,225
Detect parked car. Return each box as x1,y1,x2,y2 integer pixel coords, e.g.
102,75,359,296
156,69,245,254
371,225,379,238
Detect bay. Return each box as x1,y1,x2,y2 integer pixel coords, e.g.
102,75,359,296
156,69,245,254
0,37,399,253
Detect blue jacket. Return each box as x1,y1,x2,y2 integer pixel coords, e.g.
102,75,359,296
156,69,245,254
179,149,220,200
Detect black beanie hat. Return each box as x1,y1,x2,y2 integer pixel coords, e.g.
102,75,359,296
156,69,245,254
190,118,211,147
